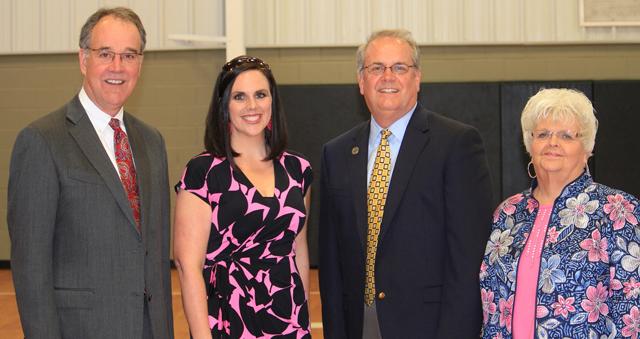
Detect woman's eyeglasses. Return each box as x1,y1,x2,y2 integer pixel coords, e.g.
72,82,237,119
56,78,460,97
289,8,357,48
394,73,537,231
532,130,581,142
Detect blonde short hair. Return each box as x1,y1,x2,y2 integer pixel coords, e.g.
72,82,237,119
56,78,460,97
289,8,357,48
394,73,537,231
521,88,598,155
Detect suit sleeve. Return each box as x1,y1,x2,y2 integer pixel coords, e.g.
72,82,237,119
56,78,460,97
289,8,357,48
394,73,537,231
437,127,493,338
7,127,63,339
158,133,175,337
318,145,348,338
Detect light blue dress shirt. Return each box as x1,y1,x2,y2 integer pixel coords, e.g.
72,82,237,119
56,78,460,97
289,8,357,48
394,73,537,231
367,104,417,185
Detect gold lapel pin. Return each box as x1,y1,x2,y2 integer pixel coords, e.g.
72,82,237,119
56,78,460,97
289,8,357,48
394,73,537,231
351,146,359,155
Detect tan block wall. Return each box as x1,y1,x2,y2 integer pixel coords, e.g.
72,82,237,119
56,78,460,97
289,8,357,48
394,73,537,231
2,44,640,260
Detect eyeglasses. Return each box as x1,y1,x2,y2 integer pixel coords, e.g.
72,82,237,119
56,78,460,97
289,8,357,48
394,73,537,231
532,129,581,142
223,56,270,72
86,48,143,65
362,63,417,75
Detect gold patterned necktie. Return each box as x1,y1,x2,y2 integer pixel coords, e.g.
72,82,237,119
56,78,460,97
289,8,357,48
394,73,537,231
365,129,392,305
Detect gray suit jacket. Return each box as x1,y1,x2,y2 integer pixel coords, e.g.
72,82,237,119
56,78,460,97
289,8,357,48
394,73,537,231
8,96,174,339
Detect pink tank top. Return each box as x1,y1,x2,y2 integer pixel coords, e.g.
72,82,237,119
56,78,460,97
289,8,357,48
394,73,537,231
512,204,553,339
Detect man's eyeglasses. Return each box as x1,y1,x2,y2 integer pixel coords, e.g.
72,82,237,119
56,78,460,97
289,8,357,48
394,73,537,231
532,130,581,142
223,56,270,72
86,48,143,65
362,63,416,75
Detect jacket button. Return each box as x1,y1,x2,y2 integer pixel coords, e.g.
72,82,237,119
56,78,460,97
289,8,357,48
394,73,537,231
147,294,152,302
377,292,386,300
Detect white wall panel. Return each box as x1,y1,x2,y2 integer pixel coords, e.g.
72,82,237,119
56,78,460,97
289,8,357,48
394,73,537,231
432,0,464,43
245,0,276,46
193,0,224,39
493,0,523,42
308,0,337,45
524,0,556,42
463,0,492,42
164,0,191,49
2,0,640,55
370,0,398,32
614,26,640,40
14,0,41,52
0,1,12,53
74,0,102,49
585,26,616,41
555,0,584,41
100,0,130,7
43,0,71,51
336,0,368,44
130,0,161,49
133,0,225,50
275,0,307,44
400,0,431,42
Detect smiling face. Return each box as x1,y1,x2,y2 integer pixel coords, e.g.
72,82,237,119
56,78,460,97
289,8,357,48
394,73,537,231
79,15,143,116
530,117,589,181
228,70,273,140
358,36,421,128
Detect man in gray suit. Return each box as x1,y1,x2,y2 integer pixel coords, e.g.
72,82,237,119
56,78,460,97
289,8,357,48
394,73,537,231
7,7,173,339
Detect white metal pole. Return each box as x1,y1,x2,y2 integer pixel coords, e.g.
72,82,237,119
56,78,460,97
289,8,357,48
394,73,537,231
225,0,245,61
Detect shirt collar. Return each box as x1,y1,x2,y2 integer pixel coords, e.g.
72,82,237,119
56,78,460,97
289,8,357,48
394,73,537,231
528,169,593,201
79,87,125,131
369,103,417,143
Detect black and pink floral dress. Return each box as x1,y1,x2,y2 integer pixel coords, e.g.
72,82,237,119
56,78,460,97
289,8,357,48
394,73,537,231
176,151,312,338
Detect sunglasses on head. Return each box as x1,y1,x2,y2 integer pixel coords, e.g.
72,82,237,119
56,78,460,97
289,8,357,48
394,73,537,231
222,56,270,72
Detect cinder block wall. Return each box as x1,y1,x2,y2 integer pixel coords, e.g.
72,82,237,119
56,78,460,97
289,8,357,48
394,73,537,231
2,44,640,260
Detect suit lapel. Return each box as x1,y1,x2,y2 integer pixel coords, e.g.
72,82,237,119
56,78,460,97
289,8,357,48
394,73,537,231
349,123,371,249
379,106,431,240
124,114,151,236
66,97,140,232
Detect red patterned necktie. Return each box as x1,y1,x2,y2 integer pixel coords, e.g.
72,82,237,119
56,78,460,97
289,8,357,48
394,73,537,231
109,118,141,231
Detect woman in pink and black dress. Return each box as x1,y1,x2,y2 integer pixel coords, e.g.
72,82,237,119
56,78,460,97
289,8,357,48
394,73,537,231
173,56,312,338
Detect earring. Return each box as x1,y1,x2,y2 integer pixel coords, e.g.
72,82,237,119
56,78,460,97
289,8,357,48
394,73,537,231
267,119,272,131
527,161,536,179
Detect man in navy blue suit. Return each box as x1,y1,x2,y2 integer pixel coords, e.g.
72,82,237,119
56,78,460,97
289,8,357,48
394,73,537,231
319,29,494,338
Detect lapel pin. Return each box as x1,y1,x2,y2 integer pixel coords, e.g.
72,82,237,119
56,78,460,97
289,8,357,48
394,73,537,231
351,146,359,155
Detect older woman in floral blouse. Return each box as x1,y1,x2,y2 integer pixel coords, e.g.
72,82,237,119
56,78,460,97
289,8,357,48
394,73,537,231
480,88,640,339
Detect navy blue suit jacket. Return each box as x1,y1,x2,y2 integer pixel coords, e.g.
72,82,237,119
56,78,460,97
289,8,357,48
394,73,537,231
319,104,493,338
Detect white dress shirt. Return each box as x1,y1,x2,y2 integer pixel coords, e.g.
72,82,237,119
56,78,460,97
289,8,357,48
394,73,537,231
78,87,130,178
366,103,417,185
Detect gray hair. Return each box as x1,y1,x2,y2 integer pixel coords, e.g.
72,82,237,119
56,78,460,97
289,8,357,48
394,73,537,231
79,7,146,52
521,88,598,155
356,29,420,74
